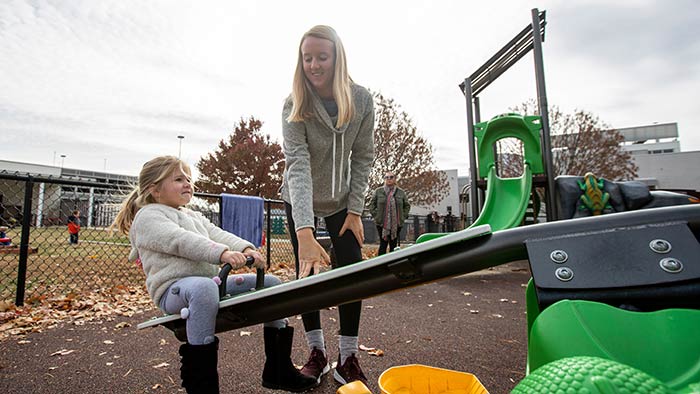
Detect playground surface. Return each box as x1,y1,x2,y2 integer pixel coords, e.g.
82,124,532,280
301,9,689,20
0,260,530,394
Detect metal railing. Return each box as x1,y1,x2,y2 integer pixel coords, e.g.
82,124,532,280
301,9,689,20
0,173,462,306
0,174,296,306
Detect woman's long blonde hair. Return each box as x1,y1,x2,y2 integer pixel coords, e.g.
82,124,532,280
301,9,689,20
111,156,191,235
286,25,354,127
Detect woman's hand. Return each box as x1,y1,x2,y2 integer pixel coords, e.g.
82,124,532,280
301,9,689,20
219,250,248,269
339,212,364,247
297,228,330,278
242,247,266,269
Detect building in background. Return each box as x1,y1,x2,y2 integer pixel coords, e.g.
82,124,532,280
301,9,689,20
0,160,137,228
616,123,700,191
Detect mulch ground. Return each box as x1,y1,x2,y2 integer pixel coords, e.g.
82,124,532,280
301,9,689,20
0,261,531,394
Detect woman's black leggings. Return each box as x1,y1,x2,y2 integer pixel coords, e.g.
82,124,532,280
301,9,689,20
285,202,363,336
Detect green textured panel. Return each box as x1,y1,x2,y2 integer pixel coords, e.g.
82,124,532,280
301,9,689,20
527,300,700,391
513,356,673,394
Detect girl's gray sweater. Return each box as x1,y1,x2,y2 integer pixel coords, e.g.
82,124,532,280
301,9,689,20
129,203,254,305
281,83,375,231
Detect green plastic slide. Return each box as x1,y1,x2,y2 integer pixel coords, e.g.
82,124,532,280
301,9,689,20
417,114,543,244
469,164,532,231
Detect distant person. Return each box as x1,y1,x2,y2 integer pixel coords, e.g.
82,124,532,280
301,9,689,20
0,226,11,246
111,155,315,393
67,210,81,245
281,25,375,385
369,171,410,255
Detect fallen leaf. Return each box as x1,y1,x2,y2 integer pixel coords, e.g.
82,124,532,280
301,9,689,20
159,339,167,346
50,349,75,356
152,362,170,369
368,349,384,357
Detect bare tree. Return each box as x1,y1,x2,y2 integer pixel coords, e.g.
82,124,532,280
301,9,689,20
196,117,284,198
368,92,449,207
507,100,638,180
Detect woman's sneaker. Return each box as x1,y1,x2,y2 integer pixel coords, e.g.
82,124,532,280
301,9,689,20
300,347,330,383
333,354,368,385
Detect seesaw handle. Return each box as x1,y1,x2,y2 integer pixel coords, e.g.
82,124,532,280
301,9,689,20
218,256,264,299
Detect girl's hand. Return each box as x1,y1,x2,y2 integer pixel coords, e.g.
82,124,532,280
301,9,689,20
339,212,364,247
242,247,266,269
297,228,330,278
220,250,247,269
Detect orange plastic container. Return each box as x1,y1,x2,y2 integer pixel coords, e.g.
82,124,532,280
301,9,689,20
378,365,488,394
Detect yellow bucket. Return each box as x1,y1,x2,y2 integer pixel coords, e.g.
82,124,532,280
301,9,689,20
378,365,488,394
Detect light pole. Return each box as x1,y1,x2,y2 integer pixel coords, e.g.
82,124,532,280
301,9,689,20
60,154,66,169
177,135,185,158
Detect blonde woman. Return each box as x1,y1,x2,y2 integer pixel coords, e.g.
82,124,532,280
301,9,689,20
281,25,375,386
113,156,316,393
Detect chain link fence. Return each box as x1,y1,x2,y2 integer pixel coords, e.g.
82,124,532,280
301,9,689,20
0,172,464,306
0,174,296,306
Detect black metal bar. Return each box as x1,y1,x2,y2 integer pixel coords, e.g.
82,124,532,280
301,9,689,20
473,97,484,215
458,12,546,97
531,8,557,221
265,200,272,268
15,177,34,306
196,205,700,331
465,78,480,224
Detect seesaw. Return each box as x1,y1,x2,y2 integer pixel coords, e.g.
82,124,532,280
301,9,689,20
138,224,493,341
139,205,700,392
140,204,700,334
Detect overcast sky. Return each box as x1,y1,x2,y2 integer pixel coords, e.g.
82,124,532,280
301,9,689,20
1,0,698,177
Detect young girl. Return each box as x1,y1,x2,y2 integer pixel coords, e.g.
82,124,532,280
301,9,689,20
112,156,316,393
282,25,375,385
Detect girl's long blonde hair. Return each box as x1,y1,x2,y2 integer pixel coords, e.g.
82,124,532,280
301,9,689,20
111,156,191,235
286,25,354,127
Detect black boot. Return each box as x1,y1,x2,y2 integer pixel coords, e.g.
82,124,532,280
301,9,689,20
179,337,220,394
262,326,319,392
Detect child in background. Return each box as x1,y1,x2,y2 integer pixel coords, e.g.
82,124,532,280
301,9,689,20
67,210,81,244
0,226,11,246
111,156,315,394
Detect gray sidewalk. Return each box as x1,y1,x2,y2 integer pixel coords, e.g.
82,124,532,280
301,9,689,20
0,261,530,394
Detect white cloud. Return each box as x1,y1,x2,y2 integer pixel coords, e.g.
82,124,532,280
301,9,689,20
0,0,698,178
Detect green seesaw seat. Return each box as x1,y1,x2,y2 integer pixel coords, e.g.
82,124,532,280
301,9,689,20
519,279,700,393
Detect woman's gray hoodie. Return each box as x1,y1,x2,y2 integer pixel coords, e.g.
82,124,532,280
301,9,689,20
281,83,375,232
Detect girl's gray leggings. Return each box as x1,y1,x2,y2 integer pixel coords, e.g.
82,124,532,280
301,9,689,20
160,273,287,345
